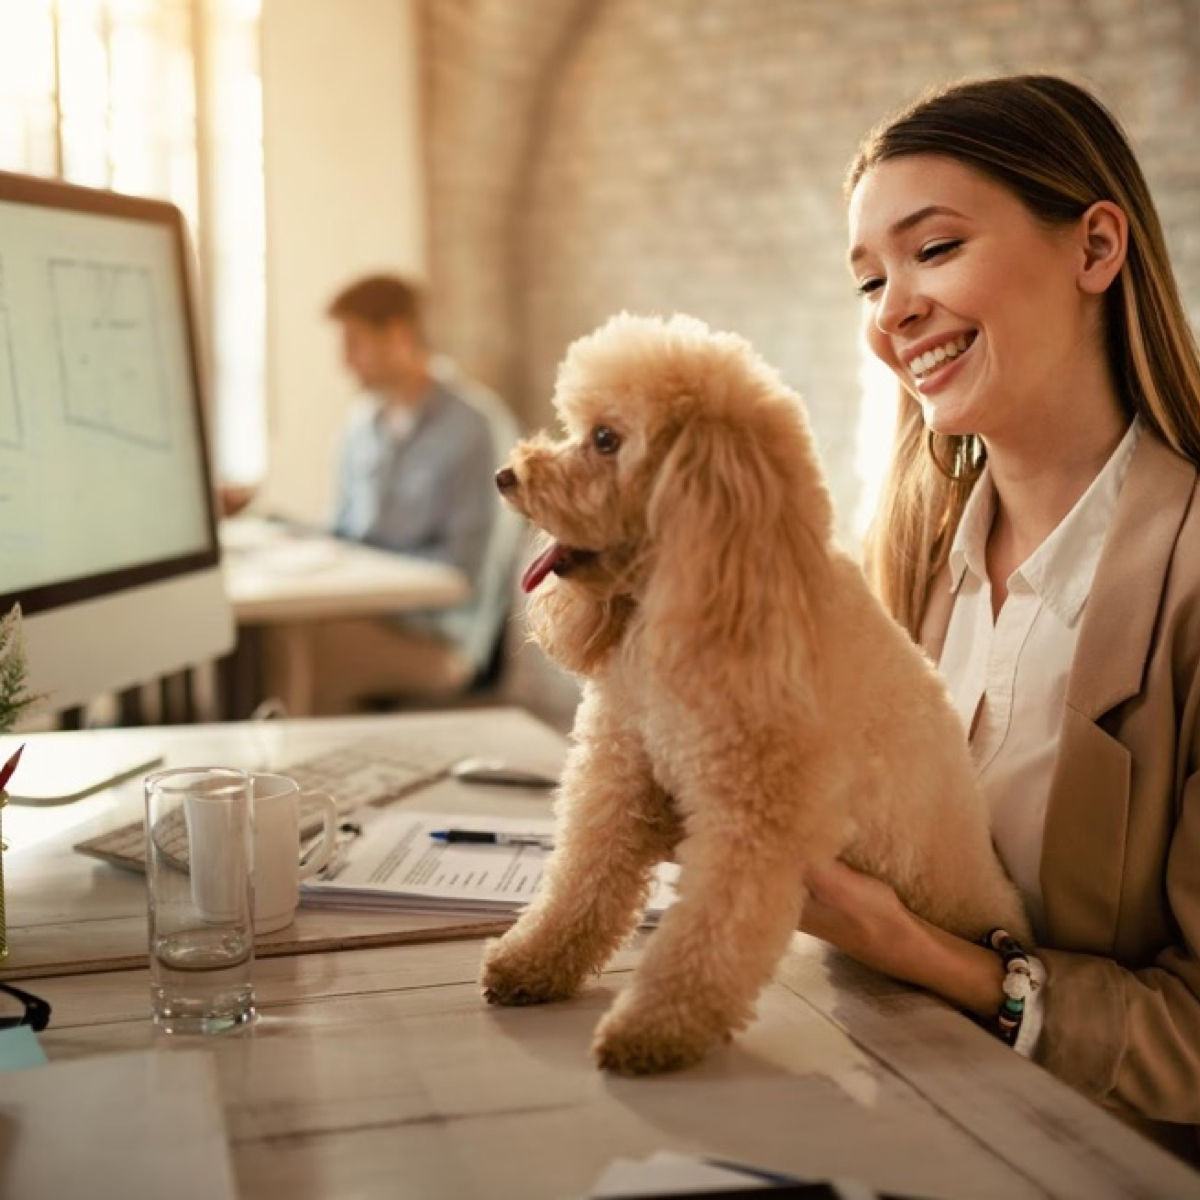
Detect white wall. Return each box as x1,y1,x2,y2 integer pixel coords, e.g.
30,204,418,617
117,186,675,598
259,0,425,523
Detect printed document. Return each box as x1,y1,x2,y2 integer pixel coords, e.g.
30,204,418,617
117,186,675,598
301,809,679,920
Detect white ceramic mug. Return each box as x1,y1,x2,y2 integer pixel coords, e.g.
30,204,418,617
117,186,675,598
250,773,338,933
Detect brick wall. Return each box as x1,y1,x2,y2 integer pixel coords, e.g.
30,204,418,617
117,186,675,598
420,0,1200,535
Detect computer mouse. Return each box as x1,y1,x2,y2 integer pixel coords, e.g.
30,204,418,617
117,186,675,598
448,757,558,788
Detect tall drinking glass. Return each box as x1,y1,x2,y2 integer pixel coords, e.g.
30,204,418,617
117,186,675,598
145,767,256,1033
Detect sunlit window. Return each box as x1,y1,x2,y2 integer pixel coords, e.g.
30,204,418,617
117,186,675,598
0,0,265,487
200,0,266,487
854,338,900,544
0,3,59,178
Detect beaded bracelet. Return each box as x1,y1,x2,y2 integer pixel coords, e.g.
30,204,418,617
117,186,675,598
981,927,1034,1046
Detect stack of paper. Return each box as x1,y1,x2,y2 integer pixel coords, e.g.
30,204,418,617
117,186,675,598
587,1151,879,1197
301,809,679,921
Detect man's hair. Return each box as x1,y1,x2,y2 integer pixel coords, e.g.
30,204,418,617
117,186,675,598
327,274,425,337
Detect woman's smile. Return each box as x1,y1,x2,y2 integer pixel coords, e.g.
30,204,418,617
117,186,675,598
905,330,977,392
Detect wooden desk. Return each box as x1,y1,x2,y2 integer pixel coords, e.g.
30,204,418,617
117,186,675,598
220,516,469,715
0,709,563,980
28,936,1200,1199
4,711,1199,1198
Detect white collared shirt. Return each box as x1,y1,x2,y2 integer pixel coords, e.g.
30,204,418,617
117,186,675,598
939,417,1142,943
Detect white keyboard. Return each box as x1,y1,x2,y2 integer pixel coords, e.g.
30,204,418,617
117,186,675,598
282,734,458,812
75,731,461,872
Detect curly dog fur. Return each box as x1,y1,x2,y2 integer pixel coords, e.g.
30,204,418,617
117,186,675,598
481,313,1030,1075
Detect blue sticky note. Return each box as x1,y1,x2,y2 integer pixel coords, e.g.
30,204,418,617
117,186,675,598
0,1025,48,1071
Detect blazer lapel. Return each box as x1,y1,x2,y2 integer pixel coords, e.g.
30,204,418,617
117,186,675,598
1041,432,1197,950
1058,433,1195,719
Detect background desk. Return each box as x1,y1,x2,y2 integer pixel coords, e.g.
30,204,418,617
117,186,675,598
3,710,1198,1199
220,517,469,716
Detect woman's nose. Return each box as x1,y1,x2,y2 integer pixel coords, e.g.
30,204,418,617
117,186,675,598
875,279,927,336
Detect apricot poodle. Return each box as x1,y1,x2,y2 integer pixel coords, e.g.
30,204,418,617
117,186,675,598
482,313,1029,1074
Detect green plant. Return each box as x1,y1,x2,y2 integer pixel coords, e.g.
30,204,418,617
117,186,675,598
0,604,39,735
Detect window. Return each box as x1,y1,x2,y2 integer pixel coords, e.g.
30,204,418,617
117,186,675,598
854,343,898,542
0,0,266,486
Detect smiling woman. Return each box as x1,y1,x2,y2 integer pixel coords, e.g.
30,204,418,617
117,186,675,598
805,74,1200,1164
849,153,1126,454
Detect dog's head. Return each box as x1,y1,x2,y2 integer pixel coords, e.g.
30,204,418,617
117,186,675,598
498,315,697,602
497,313,834,692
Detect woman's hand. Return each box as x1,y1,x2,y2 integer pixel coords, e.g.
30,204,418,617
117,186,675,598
799,859,917,978
799,859,1006,1018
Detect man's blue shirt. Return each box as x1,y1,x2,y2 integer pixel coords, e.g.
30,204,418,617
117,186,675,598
332,362,519,671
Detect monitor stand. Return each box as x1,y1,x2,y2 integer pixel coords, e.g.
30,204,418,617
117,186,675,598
1,733,163,806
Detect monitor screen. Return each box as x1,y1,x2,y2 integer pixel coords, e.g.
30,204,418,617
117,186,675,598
0,175,216,608
0,170,233,733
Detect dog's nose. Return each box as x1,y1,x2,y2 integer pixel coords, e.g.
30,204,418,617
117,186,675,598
495,466,518,493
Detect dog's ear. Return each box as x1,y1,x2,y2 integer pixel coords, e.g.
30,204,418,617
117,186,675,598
643,409,829,712
526,578,634,677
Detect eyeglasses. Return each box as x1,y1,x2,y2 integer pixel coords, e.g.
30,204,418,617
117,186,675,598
0,982,51,1032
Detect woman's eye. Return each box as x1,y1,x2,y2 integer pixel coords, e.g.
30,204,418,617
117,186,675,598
592,425,621,455
856,277,884,298
917,238,962,262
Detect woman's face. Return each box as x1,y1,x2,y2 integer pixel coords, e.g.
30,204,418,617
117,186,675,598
848,154,1094,444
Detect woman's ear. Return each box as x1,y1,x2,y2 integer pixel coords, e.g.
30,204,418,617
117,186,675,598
1077,200,1128,295
642,413,825,712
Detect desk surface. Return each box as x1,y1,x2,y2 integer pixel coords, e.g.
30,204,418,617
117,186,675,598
1,709,565,979
221,516,468,623
30,935,1200,1200
4,710,1199,1200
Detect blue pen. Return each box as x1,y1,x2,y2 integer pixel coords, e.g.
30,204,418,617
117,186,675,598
429,829,555,850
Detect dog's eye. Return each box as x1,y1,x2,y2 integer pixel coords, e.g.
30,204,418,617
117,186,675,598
591,426,621,455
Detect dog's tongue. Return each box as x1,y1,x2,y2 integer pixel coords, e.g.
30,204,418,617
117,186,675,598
521,541,568,593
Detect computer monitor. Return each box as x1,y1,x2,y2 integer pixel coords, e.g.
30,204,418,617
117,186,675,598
0,170,234,802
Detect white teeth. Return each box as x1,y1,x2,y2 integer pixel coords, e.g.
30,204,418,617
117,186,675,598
908,335,970,379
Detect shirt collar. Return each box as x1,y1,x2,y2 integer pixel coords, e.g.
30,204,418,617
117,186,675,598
946,416,1142,626
948,463,995,592
1022,416,1141,625
368,378,446,444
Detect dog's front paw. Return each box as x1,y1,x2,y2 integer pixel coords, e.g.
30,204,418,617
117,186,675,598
590,992,729,1075
480,935,582,1007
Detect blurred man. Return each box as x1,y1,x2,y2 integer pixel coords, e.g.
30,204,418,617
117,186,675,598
272,273,518,714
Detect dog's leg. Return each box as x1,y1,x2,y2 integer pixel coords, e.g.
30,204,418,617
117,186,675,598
590,841,804,1073
481,692,680,1006
591,738,846,1075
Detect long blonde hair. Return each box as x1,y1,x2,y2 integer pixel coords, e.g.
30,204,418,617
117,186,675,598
849,75,1200,637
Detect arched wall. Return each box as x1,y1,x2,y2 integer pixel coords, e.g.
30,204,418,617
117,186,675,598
421,0,1200,529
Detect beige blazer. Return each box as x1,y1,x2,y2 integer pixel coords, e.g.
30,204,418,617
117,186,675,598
922,430,1200,1159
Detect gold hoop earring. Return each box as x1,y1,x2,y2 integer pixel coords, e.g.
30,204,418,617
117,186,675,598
926,430,982,481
